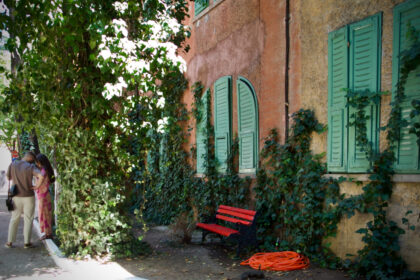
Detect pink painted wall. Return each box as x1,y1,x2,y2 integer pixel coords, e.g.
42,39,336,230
182,0,298,167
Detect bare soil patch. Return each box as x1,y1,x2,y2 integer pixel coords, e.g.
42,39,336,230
117,226,354,280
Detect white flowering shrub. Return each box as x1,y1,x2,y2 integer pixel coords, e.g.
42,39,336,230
93,0,188,137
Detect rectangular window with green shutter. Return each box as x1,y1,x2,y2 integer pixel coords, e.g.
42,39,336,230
214,76,232,173
392,0,420,173
196,89,209,174
194,0,209,16
327,13,382,173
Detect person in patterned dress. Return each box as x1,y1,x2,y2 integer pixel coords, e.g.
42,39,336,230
33,154,55,240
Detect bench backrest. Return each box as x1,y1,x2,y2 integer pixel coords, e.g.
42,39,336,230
216,205,256,226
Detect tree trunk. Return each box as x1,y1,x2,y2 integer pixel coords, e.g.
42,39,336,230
30,129,40,155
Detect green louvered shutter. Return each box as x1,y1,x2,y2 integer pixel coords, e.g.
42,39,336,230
214,76,232,172
196,89,209,174
194,0,208,16
347,14,381,172
159,133,167,172
328,26,348,172
146,129,157,172
393,0,420,173
237,78,258,173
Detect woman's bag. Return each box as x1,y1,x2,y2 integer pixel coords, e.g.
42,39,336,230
6,195,14,211
5,181,16,211
9,184,18,197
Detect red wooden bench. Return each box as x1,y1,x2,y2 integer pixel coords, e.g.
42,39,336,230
196,205,258,256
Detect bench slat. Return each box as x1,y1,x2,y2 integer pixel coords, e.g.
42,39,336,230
216,214,252,225
219,205,256,216
217,208,255,221
196,223,239,237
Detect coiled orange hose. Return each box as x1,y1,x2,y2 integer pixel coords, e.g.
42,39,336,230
240,251,309,271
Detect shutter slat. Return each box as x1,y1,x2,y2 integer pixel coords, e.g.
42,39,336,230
215,134,228,171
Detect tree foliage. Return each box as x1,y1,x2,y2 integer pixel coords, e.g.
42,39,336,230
0,0,189,257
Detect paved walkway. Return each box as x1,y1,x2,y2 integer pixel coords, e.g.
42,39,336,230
0,195,146,280
0,195,69,279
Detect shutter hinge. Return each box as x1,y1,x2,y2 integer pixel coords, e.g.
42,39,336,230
347,41,350,48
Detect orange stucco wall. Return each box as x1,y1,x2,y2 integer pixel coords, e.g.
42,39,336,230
182,0,295,165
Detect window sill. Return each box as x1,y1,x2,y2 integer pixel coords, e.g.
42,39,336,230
325,173,420,183
238,173,256,179
194,173,256,179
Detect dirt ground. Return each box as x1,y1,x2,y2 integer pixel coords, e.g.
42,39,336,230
118,226,354,280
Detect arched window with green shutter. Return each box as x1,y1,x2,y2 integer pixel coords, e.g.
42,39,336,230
237,77,258,173
214,76,232,173
196,89,209,174
146,129,158,173
159,132,167,173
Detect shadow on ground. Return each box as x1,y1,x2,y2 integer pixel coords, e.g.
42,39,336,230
118,226,354,280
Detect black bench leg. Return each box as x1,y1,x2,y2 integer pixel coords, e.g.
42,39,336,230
235,236,244,259
236,244,241,259
201,231,208,243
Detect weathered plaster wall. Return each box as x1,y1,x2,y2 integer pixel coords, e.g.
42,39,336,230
298,0,419,270
260,0,287,143
388,183,420,268
326,180,420,270
326,182,373,259
289,0,302,117
182,0,419,271
182,0,289,159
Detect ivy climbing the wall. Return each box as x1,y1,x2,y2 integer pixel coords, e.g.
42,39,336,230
343,23,420,280
136,82,251,244
192,82,251,214
254,109,345,267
